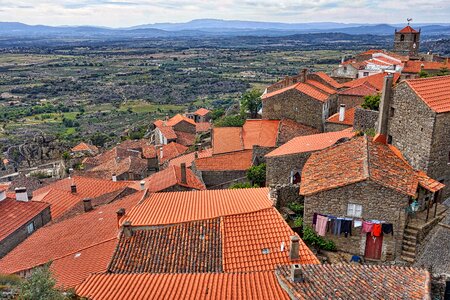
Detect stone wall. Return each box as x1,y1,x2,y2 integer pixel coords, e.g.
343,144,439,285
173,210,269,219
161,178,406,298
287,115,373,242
173,121,196,134
252,146,275,165
266,152,311,186
0,206,51,258
269,184,303,209
394,31,420,56
303,180,409,261
353,107,379,132
324,122,351,133
200,170,247,189
337,94,365,109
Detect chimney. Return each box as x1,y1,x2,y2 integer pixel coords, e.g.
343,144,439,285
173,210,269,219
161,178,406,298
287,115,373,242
339,104,346,122
159,147,164,159
112,173,117,182
15,187,29,202
289,235,300,260
194,152,199,159
116,208,125,229
291,264,304,283
140,180,145,191
71,184,77,193
195,143,202,152
301,69,308,83
0,189,6,201
83,198,93,212
123,221,133,237
376,74,394,137
180,163,187,184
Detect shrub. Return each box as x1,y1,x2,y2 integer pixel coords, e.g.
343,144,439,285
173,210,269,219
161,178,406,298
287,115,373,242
361,94,381,111
303,225,337,251
247,163,266,186
293,217,303,228
214,115,245,127
229,182,258,189
287,202,304,214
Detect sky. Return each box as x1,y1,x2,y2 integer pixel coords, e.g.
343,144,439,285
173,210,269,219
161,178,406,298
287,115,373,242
0,0,449,28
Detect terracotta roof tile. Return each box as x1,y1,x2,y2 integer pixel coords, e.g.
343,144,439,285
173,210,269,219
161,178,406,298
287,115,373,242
403,60,448,73
416,171,446,193
343,72,400,91
242,119,280,149
212,127,243,154
174,130,196,146
141,165,205,192
157,125,177,140
196,122,211,133
71,142,98,153
169,148,213,168
195,149,253,171
276,264,430,299
295,82,329,102
300,136,429,196
124,188,272,226
108,218,222,274
159,142,189,163
406,75,450,113
0,199,49,242
305,80,336,95
0,191,146,274
314,72,343,89
222,208,319,272
338,82,379,96
50,239,117,289
276,119,320,145
87,156,148,179
166,114,196,126
326,107,356,126
398,25,419,33
76,272,289,300
266,129,355,157
194,108,211,116
262,83,298,99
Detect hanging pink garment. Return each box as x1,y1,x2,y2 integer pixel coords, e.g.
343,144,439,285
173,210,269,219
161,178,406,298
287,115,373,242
315,215,328,236
361,221,374,234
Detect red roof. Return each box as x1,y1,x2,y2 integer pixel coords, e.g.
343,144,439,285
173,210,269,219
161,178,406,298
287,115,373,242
76,272,289,300
195,149,253,171
157,125,177,140
141,165,205,192
0,191,146,274
295,82,329,102
343,72,401,91
212,127,243,154
398,25,419,33
159,142,189,163
314,72,343,89
196,122,211,133
403,60,448,73
123,188,272,226
306,80,336,95
168,148,213,168
242,119,280,149
174,131,196,147
326,107,357,126
166,114,196,126
406,75,450,113
338,82,378,97
266,128,355,157
194,108,211,116
71,142,98,153
0,199,49,242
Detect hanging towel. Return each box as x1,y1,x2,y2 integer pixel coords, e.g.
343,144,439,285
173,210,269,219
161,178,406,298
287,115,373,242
381,223,394,236
361,221,374,234
372,223,382,237
333,218,343,235
313,213,318,225
354,220,362,228
316,215,328,237
342,219,352,237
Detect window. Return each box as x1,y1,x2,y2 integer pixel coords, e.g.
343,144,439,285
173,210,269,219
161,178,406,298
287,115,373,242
390,107,395,118
343,66,347,72
400,34,405,41
363,72,369,77
27,222,35,234
387,135,393,144
347,204,362,218
290,170,301,184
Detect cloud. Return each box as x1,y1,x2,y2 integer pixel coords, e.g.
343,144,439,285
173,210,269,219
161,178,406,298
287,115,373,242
0,0,448,27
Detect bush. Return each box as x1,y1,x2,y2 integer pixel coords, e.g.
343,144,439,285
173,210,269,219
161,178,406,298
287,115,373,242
214,115,245,127
19,265,68,300
247,163,266,186
361,94,381,111
229,182,258,189
303,225,337,251
287,202,304,214
293,217,303,228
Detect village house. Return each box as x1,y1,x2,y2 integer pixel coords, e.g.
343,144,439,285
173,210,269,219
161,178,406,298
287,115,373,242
140,164,205,192
325,105,356,132
401,60,449,80
0,187,51,258
70,142,99,157
153,114,198,146
157,141,189,167
265,128,355,186
185,107,212,123
300,135,444,262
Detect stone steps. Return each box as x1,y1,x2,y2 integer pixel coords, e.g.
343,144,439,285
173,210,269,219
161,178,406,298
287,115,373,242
401,225,419,263
401,255,415,263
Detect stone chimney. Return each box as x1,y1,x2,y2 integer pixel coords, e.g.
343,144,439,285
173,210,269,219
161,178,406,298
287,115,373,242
291,264,304,283
71,184,77,194
339,104,346,122
289,235,300,260
112,173,117,182
180,163,187,184
140,180,146,191
83,198,93,212
376,74,394,138
15,187,28,202
116,208,125,229
123,221,133,237
159,147,164,159
301,69,308,83
0,189,6,201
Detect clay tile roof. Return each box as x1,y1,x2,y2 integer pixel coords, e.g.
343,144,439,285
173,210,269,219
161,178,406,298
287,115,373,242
157,125,177,140
76,271,289,300
338,82,379,97
406,75,450,113
305,80,336,95
108,218,222,274
262,83,298,99
124,188,272,226
141,165,205,192
222,208,319,272
343,72,400,91
196,122,211,133
361,49,384,55
242,119,280,149
326,107,357,126
300,136,422,197
88,156,148,179
159,142,189,163
174,130,196,146
195,149,253,171
194,108,211,116
276,119,320,145
50,239,117,289
71,142,98,153
0,199,49,242
169,148,213,168
416,171,445,193
313,72,343,89
403,60,448,73
398,25,419,33
0,191,146,274
295,82,329,102
276,264,430,299
266,128,355,157
166,114,196,126
212,127,243,154
32,189,82,220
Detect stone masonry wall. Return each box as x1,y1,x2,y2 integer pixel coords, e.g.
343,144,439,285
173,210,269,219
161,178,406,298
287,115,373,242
262,89,325,131
388,83,436,171
353,107,379,132
324,122,351,133
337,94,365,109
200,170,247,189
266,152,311,186
252,146,276,165
173,121,196,134
270,184,303,209
303,180,409,261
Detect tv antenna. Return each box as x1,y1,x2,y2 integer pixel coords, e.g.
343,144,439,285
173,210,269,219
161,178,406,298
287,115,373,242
407,18,413,25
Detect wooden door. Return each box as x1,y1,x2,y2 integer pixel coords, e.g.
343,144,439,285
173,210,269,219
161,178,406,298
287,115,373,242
364,233,383,260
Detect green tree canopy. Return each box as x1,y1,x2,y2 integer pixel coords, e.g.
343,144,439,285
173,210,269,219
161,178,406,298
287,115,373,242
19,265,68,300
247,163,266,187
361,94,381,111
240,89,262,119
213,115,245,127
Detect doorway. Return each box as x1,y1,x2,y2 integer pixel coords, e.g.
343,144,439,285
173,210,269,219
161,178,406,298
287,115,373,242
365,233,383,260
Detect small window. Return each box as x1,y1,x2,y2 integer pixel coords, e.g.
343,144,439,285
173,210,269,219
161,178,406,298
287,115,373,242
390,107,395,118
387,135,393,144
363,72,369,77
400,34,405,41
347,204,362,218
343,66,347,72
27,222,35,234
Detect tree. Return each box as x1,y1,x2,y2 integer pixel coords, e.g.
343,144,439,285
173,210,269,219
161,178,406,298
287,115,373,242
90,132,109,147
240,89,262,119
437,67,450,76
18,265,67,300
214,115,245,127
247,163,266,187
418,70,429,78
211,108,225,121
361,94,381,111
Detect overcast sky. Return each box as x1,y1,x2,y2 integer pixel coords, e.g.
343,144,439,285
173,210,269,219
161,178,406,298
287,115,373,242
1,0,449,27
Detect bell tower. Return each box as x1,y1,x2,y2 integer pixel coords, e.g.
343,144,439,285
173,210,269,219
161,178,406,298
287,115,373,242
393,18,420,57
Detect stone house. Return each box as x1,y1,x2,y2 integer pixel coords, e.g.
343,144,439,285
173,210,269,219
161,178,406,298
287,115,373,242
300,136,444,261
325,105,355,132
70,142,99,157
384,75,450,199
0,187,51,258
265,128,354,186
393,25,420,57
140,164,205,192
401,60,449,80
337,81,378,109
153,114,197,146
